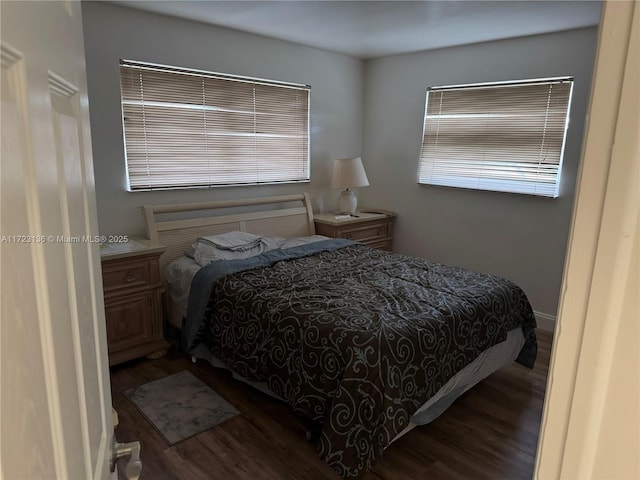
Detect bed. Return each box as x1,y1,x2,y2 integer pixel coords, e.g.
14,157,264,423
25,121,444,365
143,193,537,478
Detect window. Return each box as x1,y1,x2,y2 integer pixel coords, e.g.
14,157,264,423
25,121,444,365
418,77,573,197
119,60,310,191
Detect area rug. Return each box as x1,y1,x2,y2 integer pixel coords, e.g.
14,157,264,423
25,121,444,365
124,370,240,445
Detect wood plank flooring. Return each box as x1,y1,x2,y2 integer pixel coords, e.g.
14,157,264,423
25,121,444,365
111,329,552,480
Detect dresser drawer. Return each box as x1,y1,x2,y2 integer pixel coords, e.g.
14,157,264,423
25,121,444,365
102,259,152,291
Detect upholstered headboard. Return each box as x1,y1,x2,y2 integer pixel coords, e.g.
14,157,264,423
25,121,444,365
142,193,316,271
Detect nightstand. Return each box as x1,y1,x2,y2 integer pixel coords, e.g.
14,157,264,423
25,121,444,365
314,210,396,250
100,238,169,366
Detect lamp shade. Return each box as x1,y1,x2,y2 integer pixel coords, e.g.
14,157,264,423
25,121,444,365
331,157,370,189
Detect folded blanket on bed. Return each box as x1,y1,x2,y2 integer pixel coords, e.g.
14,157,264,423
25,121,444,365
197,231,263,251
184,240,537,478
192,234,285,266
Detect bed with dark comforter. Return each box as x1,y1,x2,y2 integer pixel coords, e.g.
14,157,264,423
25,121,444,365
183,239,537,478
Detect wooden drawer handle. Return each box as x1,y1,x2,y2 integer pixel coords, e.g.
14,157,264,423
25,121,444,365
376,228,385,235
123,271,137,283
344,234,353,239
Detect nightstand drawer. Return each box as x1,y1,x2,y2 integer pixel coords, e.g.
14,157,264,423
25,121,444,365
314,210,395,251
338,221,389,241
102,260,152,291
367,239,393,251
104,290,153,349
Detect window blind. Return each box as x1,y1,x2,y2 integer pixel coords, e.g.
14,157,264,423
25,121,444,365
120,60,310,191
418,77,573,197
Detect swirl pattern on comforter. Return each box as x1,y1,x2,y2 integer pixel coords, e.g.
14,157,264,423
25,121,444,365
186,241,536,478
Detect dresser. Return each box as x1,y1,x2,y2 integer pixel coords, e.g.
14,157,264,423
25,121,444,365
314,210,396,250
100,239,169,366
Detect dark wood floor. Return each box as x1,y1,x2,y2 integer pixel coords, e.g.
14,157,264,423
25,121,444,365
111,329,552,480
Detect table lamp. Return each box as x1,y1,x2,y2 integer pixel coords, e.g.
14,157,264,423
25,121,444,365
331,157,370,214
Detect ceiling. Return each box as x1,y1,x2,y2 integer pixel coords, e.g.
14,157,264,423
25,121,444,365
112,1,602,59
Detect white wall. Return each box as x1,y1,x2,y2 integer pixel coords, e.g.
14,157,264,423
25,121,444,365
81,1,364,236
360,27,598,318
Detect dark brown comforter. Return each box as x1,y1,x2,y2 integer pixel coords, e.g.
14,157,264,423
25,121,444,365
184,239,537,478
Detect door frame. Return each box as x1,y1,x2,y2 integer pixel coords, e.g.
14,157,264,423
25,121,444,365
535,1,639,477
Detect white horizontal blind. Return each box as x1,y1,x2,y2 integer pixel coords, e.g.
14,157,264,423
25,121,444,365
418,78,573,197
120,60,310,191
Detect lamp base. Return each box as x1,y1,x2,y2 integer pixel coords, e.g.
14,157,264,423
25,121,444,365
338,189,357,215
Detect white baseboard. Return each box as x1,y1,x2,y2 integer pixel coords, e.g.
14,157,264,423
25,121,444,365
534,311,556,332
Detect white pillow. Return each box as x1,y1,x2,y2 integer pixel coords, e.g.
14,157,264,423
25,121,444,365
193,235,285,266
163,255,201,316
